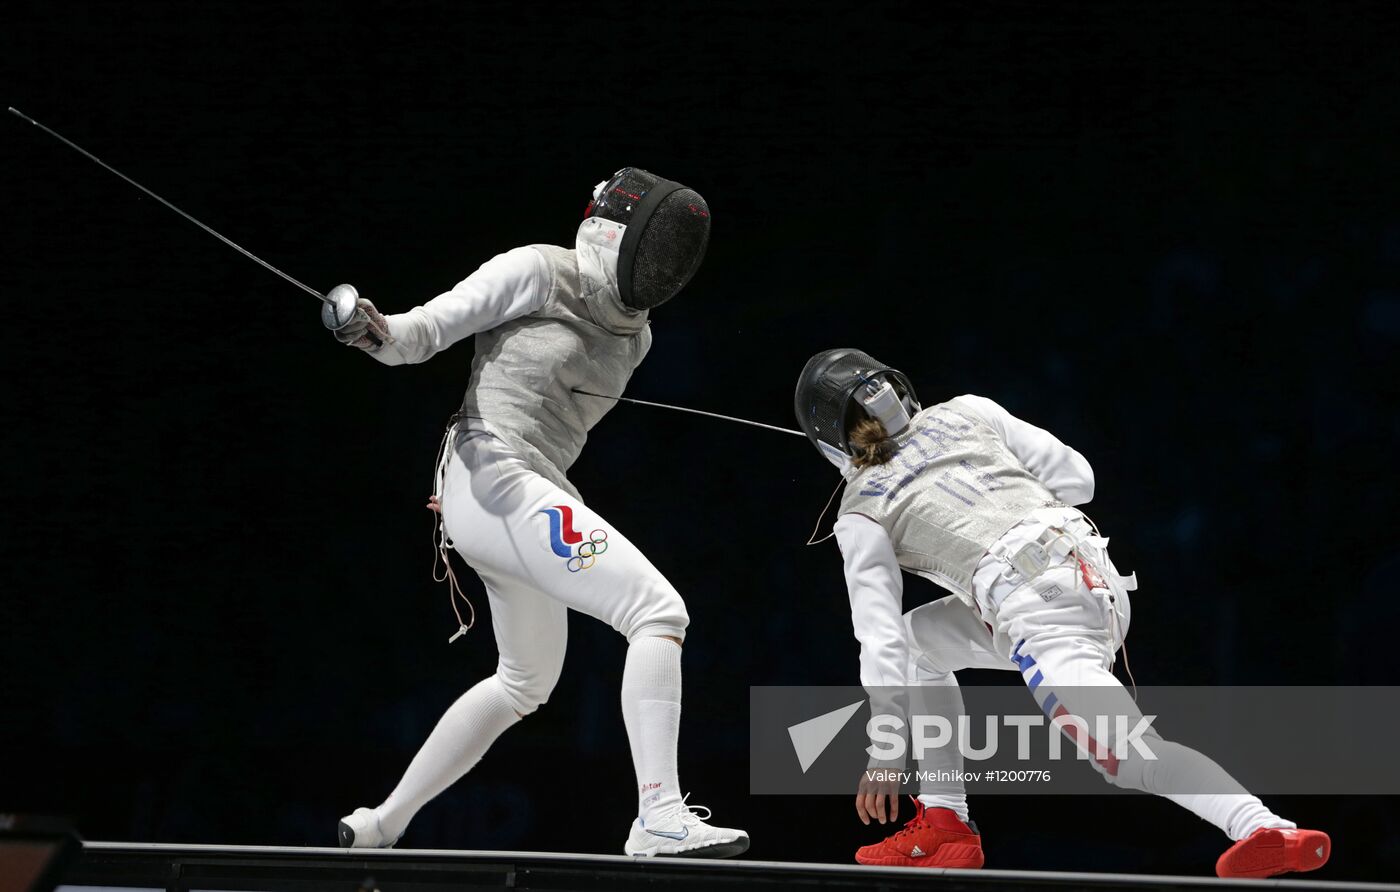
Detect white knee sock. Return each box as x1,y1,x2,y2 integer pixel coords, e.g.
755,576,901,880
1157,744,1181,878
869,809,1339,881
909,673,970,823
1131,740,1294,840
917,793,970,823
1167,793,1296,841
376,675,520,840
621,636,683,822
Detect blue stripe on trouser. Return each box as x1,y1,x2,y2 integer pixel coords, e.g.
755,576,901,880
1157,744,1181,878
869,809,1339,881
1011,639,1055,715
1009,639,1120,777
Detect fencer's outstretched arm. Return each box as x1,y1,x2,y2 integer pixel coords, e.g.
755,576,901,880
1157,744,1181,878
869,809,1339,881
353,246,551,366
951,394,1095,505
835,513,909,689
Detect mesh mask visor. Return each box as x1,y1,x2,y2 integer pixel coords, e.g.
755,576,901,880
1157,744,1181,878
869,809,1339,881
585,167,710,309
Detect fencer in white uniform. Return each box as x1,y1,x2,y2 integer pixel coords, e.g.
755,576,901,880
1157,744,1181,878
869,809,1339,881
328,169,747,858
793,348,1329,879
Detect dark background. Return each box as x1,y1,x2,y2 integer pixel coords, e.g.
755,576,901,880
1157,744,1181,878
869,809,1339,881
3,0,1399,881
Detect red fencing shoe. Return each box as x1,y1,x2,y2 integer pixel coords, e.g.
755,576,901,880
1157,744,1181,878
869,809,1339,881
1216,827,1330,878
854,801,984,869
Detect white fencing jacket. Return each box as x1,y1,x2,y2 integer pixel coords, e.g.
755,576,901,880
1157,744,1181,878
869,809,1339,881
835,395,1095,688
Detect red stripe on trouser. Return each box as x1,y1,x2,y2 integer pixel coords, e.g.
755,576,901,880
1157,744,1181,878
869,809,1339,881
1050,703,1120,777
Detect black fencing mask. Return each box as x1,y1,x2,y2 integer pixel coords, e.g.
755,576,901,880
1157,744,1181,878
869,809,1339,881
585,167,710,310
794,348,921,460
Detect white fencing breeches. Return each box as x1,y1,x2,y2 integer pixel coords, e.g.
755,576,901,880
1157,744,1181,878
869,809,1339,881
371,432,691,839
903,521,1290,840
440,431,690,716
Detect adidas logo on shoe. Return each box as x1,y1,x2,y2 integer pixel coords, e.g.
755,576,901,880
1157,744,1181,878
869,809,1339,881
910,845,926,857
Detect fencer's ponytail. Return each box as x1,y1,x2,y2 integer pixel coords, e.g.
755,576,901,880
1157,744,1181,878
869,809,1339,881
849,418,897,468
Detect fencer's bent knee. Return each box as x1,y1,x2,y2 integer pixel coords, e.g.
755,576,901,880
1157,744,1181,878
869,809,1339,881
902,611,946,679
494,670,555,716
620,583,689,644
493,655,566,716
1089,730,1172,792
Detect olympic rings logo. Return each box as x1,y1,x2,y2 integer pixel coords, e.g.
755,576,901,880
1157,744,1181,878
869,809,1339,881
566,530,609,572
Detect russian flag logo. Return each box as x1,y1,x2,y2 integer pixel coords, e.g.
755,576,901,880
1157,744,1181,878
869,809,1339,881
539,505,585,558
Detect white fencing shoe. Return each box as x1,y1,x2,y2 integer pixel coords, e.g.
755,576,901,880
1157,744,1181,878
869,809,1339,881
624,796,749,858
337,807,400,849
